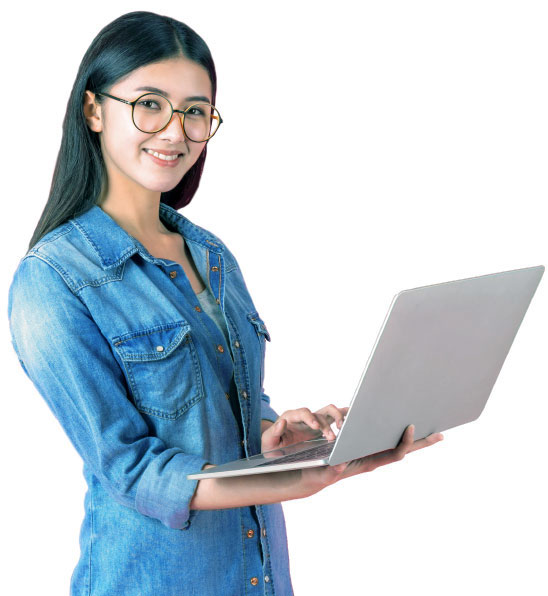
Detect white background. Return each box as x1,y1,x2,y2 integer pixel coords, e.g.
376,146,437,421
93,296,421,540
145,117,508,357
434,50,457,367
1,1,547,594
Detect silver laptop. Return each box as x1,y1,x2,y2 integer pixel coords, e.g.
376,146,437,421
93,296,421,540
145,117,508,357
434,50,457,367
188,265,544,480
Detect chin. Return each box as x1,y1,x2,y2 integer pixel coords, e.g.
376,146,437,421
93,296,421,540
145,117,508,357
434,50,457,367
140,176,185,194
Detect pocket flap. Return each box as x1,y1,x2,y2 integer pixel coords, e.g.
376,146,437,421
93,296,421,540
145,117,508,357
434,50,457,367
247,312,271,342
112,321,192,362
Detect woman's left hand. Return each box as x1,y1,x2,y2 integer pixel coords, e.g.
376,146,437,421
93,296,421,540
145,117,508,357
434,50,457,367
261,405,349,453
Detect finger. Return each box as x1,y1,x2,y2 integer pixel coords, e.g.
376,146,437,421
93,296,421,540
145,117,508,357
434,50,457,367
395,424,415,458
314,413,336,441
408,432,444,454
289,407,324,432
316,404,349,430
270,418,287,440
350,425,423,473
337,406,350,428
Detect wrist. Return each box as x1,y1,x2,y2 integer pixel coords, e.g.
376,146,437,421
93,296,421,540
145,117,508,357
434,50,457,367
261,419,275,434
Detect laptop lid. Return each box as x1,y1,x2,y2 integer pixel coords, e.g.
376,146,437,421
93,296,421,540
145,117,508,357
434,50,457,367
328,264,544,465
188,265,544,479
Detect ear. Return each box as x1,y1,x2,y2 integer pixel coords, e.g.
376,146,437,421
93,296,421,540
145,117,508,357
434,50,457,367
83,90,103,133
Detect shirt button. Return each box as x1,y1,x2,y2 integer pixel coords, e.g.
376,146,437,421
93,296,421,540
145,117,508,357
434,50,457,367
216,298,221,304
265,576,270,583
225,393,230,400
195,306,202,312
262,528,267,537
234,340,240,348
246,529,254,538
241,439,246,447
250,577,259,586
211,265,219,272
217,345,224,353
169,270,177,279
156,345,164,352
242,390,248,399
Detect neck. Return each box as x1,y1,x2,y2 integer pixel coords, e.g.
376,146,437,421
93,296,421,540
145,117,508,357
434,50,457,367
97,190,171,241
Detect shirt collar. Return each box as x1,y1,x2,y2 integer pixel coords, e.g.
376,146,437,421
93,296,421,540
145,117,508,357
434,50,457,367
72,202,224,270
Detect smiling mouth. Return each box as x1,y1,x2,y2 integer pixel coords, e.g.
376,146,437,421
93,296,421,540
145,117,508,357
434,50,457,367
143,149,184,161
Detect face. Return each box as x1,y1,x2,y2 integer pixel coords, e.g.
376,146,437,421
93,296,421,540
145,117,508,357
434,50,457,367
83,57,213,199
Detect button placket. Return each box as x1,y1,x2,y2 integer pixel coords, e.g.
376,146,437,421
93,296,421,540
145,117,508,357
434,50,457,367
221,311,253,445
208,252,222,305
254,506,273,582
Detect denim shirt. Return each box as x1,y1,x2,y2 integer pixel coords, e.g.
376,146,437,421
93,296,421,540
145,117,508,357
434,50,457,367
7,203,294,596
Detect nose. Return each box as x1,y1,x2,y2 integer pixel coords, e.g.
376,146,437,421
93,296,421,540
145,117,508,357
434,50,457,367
159,111,187,141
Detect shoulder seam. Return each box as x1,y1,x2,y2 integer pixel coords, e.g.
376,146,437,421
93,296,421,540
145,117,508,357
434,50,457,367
21,252,78,295
30,222,74,252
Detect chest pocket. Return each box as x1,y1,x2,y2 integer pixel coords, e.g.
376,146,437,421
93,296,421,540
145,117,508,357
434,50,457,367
112,321,204,420
247,311,271,388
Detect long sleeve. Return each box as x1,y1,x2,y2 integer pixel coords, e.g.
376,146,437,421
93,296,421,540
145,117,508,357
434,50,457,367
260,391,279,422
7,255,209,530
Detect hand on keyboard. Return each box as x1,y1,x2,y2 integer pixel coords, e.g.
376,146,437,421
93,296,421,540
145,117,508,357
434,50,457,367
261,404,349,453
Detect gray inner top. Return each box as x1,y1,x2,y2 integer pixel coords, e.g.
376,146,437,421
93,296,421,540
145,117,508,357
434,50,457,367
195,286,231,350
196,286,244,438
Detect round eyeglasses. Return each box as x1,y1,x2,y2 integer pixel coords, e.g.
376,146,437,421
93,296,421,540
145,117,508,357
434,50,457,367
94,91,223,142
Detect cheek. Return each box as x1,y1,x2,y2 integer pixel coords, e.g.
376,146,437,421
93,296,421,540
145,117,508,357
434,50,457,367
102,125,149,169
187,143,206,165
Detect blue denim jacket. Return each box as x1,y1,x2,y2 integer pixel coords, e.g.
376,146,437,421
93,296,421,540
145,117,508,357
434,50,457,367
7,203,294,596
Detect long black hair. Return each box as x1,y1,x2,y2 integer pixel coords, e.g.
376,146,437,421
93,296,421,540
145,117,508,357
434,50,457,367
28,11,217,250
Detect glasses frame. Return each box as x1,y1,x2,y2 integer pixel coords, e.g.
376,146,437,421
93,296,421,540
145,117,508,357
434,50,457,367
94,91,223,141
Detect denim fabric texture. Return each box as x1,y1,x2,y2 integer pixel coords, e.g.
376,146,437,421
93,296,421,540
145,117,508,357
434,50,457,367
7,202,293,596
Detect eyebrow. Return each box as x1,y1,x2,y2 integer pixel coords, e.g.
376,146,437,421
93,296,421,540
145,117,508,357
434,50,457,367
134,86,211,103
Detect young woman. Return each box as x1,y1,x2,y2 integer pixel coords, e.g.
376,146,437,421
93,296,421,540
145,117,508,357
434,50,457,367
7,11,443,596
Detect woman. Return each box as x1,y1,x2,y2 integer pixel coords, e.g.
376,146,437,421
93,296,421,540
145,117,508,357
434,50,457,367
7,11,443,596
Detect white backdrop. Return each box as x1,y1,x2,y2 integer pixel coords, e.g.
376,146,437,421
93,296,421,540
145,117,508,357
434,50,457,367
1,1,547,594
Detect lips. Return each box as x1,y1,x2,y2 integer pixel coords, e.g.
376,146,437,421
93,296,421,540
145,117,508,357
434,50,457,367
143,149,183,167
143,148,183,156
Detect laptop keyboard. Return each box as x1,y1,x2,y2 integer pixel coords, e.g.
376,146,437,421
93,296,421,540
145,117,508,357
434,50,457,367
257,441,335,467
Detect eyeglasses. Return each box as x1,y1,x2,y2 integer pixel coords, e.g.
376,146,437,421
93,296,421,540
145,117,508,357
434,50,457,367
94,91,223,142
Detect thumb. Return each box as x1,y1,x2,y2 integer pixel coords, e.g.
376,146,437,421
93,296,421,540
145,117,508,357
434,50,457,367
271,418,286,438
262,418,286,450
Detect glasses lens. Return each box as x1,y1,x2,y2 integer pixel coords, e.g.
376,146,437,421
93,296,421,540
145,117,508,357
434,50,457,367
133,94,221,140
182,103,221,142
133,93,172,133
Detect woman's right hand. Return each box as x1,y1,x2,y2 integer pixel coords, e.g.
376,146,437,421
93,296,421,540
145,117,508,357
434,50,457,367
297,424,444,497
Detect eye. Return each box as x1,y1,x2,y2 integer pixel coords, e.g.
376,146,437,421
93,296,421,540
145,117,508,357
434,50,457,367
138,99,161,110
186,107,206,117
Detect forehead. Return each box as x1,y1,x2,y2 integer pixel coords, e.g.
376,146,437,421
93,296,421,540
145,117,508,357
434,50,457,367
114,57,212,103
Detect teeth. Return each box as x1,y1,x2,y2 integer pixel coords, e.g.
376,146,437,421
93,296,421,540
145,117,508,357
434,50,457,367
145,149,180,161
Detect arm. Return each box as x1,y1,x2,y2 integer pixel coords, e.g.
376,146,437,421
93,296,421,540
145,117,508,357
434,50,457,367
191,416,340,510
8,255,209,530
190,425,444,510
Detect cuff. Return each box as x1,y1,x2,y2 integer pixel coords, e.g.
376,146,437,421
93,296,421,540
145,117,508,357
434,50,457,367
260,391,279,423
135,448,209,530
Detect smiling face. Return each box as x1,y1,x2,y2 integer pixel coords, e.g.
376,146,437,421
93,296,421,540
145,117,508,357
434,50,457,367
84,57,213,201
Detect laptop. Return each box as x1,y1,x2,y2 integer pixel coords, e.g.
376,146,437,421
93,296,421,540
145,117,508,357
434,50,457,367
187,265,544,480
